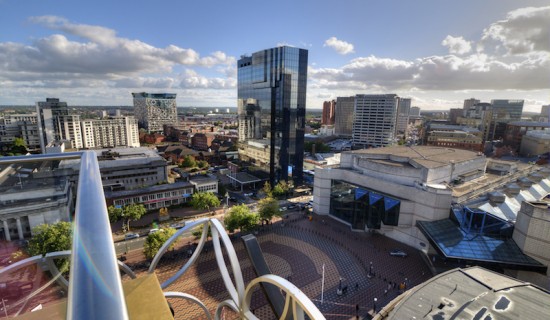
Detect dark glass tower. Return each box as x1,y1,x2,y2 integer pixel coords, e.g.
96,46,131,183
237,46,308,185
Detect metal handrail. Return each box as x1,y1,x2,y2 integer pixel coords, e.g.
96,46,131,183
0,152,129,319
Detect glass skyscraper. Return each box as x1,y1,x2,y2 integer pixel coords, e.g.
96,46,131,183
237,46,308,185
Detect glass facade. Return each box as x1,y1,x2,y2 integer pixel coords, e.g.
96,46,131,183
237,46,308,185
329,180,400,230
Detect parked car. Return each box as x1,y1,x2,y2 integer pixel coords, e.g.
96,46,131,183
148,228,161,235
287,204,297,210
278,207,287,212
389,249,408,257
124,233,140,240
170,222,186,229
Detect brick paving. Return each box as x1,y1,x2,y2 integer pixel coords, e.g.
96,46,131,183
126,211,433,319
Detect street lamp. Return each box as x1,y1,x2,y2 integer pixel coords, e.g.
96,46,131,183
373,297,377,314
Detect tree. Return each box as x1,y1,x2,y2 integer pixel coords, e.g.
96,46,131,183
190,192,221,214
262,181,273,198
28,221,72,256
197,160,209,169
108,205,123,223
272,181,289,198
108,204,146,232
257,197,280,223
28,221,72,271
224,204,259,233
123,203,146,232
181,155,196,168
11,138,27,155
143,228,177,259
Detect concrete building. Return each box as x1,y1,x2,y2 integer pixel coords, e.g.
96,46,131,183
59,147,168,191
132,92,178,133
503,121,550,152
0,164,74,240
449,108,463,125
409,106,421,117
352,94,399,148
334,96,355,137
81,116,140,149
189,175,218,193
237,46,308,185
36,98,71,153
0,113,41,151
463,98,480,113
395,98,411,135
105,181,194,212
425,124,483,152
540,105,550,122
313,146,486,248
520,130,550,156
322,100,336,125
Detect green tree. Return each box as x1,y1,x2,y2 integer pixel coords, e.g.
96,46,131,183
261,181,273,198
257,197,280,223
28,221,72,271
123,203,147,232
181,155,196,168
190,192,221,214
28,221,72,256
197,160,209,169
11,138,27,155
143,228,177,259
108,205,123,223
224,204,259,233
272,181,289,197
109,204,147,232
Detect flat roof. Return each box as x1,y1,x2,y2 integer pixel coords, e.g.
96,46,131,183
350,146,482,169
227,172,262,184
384,267,550,319
104,181,193,198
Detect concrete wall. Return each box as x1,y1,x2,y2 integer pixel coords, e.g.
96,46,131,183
513,202,550,275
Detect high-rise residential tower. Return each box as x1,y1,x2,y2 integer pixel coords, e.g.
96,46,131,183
322,100,336,125
237,46,308,185
36,98,71,152
132,92,177,133
352,94,399,148
334,96,355,137
396,98,411,134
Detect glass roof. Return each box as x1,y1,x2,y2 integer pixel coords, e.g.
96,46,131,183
417,219,545,269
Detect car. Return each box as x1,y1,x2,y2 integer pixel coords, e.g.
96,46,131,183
243,192,254,197
389,249,408,257
287,204,297,210
278,206,287,212
148,228,161,235
229,197,237,202
124,233,140,240
170,222,186,229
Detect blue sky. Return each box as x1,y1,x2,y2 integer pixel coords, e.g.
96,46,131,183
1,0,549,112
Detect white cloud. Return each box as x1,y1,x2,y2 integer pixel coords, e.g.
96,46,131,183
481,6,550,54
323,37,354,55
441,35,472,55
179,69,236,89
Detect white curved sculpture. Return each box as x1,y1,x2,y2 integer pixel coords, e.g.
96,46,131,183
149,218,325,320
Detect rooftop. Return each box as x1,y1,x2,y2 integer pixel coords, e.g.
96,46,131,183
350,146,482,169
380,267,550,320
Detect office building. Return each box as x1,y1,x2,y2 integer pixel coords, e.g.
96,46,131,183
36,98,71,152
540,105,550,122
352,94,399,148
132,92,178,133
334,96,354,137
463,98,480,112
237,46,308,184
322,100,336,125
409,106,421,117
396,98,411,134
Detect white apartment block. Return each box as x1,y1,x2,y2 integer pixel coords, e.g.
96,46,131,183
396,98,411,135
81,117,139,148
0,114,41,150
352,94,399,148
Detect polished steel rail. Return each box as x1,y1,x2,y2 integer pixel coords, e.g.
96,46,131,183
0,152,129,319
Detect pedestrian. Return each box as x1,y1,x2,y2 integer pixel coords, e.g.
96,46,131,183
384,289,387,296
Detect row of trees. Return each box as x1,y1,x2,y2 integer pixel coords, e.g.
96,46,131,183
108,203,147,232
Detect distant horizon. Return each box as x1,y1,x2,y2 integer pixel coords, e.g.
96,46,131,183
1,1,549,113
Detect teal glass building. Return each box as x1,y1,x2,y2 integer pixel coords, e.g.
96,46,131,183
237,46,308,185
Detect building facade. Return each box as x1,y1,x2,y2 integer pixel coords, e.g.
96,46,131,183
352,94,399,148
322,100,336,125
36,98,70,153
132,92,178,133
334,96,355,137
396,98,411,135
0,114,41,151
81,117,140,149
237,46,308,184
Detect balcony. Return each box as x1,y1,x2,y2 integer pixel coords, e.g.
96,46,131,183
0,152,324,319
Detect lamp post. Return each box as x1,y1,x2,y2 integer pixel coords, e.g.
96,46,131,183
373,297,377,314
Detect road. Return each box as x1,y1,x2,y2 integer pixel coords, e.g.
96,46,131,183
114,228,195,255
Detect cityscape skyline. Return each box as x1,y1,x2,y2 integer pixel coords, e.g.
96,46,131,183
1,1,549,112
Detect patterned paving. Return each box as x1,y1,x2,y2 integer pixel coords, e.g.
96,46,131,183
142,213,433,319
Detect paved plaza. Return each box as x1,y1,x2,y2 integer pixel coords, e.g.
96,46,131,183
125,211,433,319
